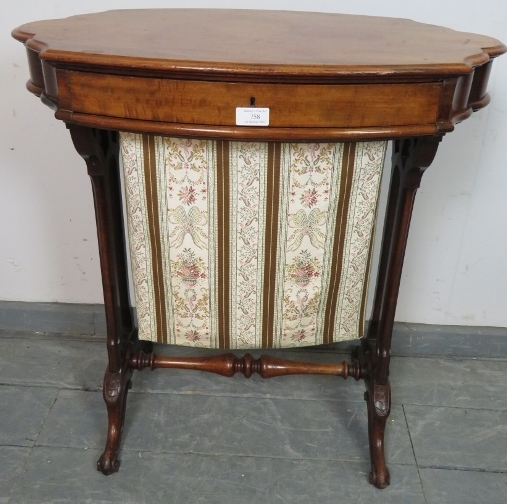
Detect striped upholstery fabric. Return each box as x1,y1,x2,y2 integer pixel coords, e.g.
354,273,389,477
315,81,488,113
121,134,387,349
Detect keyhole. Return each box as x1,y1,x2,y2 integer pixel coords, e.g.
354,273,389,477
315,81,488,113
250,96,256,107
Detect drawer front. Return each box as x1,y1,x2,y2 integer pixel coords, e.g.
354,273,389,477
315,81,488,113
66,71,441,128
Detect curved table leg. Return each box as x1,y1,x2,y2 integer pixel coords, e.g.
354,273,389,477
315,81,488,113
364,136,442,488
365,383,391,489
69,126,136,474
97,367,133,475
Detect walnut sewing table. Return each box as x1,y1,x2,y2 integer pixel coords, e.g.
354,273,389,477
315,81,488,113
12,9,505,489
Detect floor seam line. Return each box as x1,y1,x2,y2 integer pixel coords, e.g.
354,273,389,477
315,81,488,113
417,464,507,473
403,403,428,504
32,389,60,449
402,403,507,412
5,444,34,504
26,445,421,465
4,389,61,504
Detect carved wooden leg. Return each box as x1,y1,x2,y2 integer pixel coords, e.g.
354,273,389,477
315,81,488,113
69,126,135,475
365,383,391,488
365,136,442,488
97,367,133,474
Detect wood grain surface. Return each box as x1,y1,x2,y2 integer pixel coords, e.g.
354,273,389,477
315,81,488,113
12,9,506,139
12,9,506,80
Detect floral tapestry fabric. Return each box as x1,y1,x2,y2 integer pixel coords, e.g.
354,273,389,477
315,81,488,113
121,133,387,349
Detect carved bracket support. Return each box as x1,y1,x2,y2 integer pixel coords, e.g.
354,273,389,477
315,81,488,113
129,350,365,380
68,126,134,374
372,383,391,417
97,365,133,475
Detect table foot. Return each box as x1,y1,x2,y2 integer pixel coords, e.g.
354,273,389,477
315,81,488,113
97,367,132,475
97,452,120,475
365,383,391,489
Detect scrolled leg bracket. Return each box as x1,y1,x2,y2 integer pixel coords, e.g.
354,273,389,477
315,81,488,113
96,366,133,475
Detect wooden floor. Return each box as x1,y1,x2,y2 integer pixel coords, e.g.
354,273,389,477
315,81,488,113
1,326,507,503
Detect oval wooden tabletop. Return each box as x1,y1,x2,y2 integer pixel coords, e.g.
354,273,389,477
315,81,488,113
12,9,506,140
12,9,506,80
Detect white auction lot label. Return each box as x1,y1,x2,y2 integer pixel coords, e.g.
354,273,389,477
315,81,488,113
236,107,270,126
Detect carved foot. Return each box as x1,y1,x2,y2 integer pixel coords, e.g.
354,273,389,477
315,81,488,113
97,452,120,475
97,367,132,475
365,383,391,489
369,466,391,489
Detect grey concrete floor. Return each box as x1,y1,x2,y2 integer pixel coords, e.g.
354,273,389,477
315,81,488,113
1,329,507,503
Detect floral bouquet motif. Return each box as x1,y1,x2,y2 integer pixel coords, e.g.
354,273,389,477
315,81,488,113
172,248,206,287
286,250,320,288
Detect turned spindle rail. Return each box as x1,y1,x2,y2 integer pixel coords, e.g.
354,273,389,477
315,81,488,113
130,351,364,380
